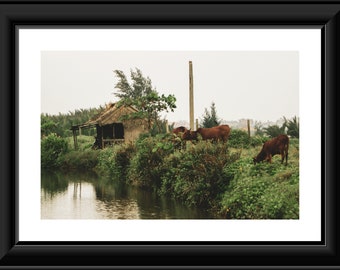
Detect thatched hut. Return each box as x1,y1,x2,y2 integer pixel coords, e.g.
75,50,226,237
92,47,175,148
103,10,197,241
71,103,149,149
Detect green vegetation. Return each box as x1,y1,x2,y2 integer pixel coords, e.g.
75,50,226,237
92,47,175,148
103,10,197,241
283,116,299,138
200,101,221,128
255,115,299,138
113,68,177,132
41,123,299,219
41,133,68,169
48,129,298,219
41,107,103,138
221,140,299,219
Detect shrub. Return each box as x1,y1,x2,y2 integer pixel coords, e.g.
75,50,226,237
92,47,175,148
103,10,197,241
221,160,299,219
97,143,136,180
228,129,251,148
249,135,268,147
160,141,232,208
41,133,68,169
66,135,95,151
128,134,174,188
60,149,100,170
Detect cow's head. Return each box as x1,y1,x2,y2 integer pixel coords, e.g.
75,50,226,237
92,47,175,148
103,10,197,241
182,129,191,140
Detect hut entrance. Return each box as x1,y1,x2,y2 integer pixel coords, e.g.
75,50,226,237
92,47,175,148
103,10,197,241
97,123,125,148
113,123,124,139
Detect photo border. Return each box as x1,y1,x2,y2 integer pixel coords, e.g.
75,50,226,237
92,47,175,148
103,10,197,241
0,1,337,268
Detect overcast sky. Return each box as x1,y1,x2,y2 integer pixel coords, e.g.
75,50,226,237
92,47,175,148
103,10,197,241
41,50,299,123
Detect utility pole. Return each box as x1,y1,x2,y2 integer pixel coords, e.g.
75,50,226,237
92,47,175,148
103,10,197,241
247,119,251,137
189,61,194,130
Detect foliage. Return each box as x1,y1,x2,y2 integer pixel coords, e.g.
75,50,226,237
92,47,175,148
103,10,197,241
221,173,298,219
250,135,269,148
113,68,177,133
221,142,299,219
66,135,96,151
263,124,286,138
228,129,251,148
160,141,231,208
127,133,177,188
283,116,299,138
117,91,177,132
200,101,221,128
113,68,154,100
41,106,104,137
40,108,300,219
254,121,265,136
149,118,171,136
41,115,58,137
97,143,136,180
41,133,68,169
60,149,100,170
228,129,266,148
253,116,299,139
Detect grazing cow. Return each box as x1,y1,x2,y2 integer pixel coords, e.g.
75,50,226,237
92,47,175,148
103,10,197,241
171,126,188,150
183,125,231,143
172,126,187,136
182,129,198,141
253,134,289,165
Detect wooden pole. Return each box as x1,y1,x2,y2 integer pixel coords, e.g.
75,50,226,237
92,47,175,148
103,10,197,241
247,119,251,137
189,61,194,130
101,126,104,149
72,127,78,150
166,120,169,133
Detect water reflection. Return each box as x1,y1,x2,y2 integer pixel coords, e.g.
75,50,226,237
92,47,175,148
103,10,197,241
41,170,215,219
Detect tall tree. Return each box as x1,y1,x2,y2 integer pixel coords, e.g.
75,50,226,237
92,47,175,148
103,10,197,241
283,116,299,138
263,124,286,138
200,102,221,128
113,68,154,100
114,68,177,132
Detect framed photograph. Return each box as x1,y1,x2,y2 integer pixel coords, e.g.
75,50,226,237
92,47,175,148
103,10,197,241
0,1,337,269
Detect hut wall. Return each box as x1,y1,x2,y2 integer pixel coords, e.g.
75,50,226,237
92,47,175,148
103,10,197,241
123,119,148,142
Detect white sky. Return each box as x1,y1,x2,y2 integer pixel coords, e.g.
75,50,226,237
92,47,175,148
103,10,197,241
41,50,299,123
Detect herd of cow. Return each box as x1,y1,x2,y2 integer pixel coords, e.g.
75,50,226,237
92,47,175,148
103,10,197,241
172,125,289,166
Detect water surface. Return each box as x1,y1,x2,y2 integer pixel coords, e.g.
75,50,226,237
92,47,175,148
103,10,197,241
41,170,216,219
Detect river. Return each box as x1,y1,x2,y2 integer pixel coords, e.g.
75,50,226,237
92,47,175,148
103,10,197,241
41,170,216,219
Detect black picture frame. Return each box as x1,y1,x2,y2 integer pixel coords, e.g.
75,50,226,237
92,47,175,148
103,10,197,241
0,1,338,269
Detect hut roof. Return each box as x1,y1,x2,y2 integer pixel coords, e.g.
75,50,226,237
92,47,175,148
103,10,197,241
80,103,140,128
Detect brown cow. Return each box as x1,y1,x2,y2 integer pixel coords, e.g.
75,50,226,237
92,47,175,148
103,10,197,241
182,129,198,141
183,125,231,143
253,134,289,165
172,126,187,136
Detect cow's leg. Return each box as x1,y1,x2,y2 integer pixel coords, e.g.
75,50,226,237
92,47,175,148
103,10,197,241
268,155,272,163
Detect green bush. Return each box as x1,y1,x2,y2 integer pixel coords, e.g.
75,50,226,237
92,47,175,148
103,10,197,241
66,135,95,151
128,134,175,188
41,133,68,169
159,141,232,208
228,129,251,148
97,143,136,180
60,149,100,170
221,159,299,219
250,135,269,147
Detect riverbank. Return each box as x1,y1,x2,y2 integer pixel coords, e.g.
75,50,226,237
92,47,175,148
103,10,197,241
41,132,299,219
